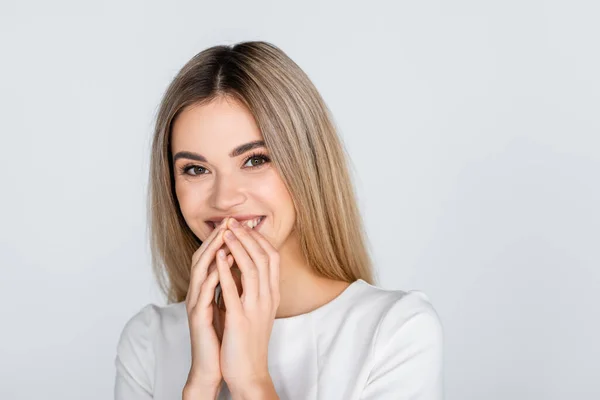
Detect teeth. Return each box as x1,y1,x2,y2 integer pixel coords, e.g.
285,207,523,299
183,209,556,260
211,216,263,230
244,217,262,229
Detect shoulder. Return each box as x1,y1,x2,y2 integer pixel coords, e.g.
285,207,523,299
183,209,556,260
359,285,444,397
115,302,187,393
372,288,443,350
337,281,443,353
335,282,444,398
117,301,188,350
350,281,443,337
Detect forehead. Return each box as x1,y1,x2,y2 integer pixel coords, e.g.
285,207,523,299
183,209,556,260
171,96,263,153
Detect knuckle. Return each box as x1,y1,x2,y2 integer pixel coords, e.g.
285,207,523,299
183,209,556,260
256,252,269,264
260,299,272,312
191,239,214,264
191,250,201,266
197,250,213,267
246,266,259,278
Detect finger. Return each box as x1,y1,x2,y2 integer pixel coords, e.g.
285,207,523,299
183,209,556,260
228,221,271,300
191,218,228,266
195,263,222,315
186,221,229,310
223,228,259,304
246,228,280,304
216,248,243,314
214,255,235,309
187,232,225,310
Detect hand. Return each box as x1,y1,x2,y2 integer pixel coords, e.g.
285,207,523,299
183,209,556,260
184,219,235,390
213,265,244,342
215,218,281,392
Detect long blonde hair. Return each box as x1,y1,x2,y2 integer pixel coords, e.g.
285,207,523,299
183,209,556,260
148,41,376,303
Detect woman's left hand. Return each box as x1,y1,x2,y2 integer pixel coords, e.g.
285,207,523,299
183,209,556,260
215,217,281,393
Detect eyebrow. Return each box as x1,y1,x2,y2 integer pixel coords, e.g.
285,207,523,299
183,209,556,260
173,140,266,163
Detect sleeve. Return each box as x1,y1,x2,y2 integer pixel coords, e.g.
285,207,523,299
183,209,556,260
114,304,157,400
360,291,444,400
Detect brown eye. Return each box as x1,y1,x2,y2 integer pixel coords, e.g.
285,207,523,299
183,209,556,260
243,154,270,168
248,157,263,166
180,164,207,176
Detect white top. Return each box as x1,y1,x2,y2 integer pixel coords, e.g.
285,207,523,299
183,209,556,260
114,279,444,399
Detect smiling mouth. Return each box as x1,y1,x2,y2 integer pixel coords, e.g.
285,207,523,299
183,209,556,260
207,216,266,231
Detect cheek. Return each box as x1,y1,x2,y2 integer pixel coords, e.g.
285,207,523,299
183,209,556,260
274,185,295,221
256,173,293,211
256,174,296,234
175,184,194,215
175,182,206,232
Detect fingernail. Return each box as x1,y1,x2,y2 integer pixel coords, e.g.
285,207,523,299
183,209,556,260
230,218,240,228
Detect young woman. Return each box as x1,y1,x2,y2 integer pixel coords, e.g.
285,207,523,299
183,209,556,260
114,41,443,400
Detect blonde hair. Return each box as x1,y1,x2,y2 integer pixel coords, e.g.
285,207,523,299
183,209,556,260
148,41,376,303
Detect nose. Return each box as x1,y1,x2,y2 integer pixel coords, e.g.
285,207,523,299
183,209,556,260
209,173,246,210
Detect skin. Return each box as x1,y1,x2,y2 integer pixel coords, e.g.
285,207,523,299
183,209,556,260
171,95,351,396
171,96,350,320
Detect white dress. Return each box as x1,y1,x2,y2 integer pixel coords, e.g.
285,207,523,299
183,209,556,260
114,279,444,399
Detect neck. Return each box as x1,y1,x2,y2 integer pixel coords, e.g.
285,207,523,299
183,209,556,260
274,230,349,319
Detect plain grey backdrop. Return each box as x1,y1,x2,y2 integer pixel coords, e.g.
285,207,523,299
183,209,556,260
1,1,598,399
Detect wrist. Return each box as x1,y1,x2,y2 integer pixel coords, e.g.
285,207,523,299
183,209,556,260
183,380,222,400
229,378,278,400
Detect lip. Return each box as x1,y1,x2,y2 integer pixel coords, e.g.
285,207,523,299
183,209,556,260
205,215,266,231
206,214,264,223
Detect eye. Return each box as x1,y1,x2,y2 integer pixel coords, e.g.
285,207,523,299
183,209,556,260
243,153,271,169
179,164,207,176
177,152,271,177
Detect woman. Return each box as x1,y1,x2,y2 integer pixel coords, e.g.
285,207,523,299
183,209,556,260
115,41,443,400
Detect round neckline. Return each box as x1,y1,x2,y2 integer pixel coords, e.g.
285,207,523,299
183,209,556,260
272,278,366,325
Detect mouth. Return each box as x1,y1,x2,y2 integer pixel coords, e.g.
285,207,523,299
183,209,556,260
206,216,266,232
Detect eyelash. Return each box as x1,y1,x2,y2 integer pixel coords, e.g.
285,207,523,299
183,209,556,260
178,152,271,177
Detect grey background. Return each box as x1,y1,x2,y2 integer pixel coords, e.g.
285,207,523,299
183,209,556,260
1,1,598,399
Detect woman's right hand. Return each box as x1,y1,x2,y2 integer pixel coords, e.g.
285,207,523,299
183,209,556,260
184,218,234,393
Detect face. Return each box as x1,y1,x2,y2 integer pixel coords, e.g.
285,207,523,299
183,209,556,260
170,96,297,252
